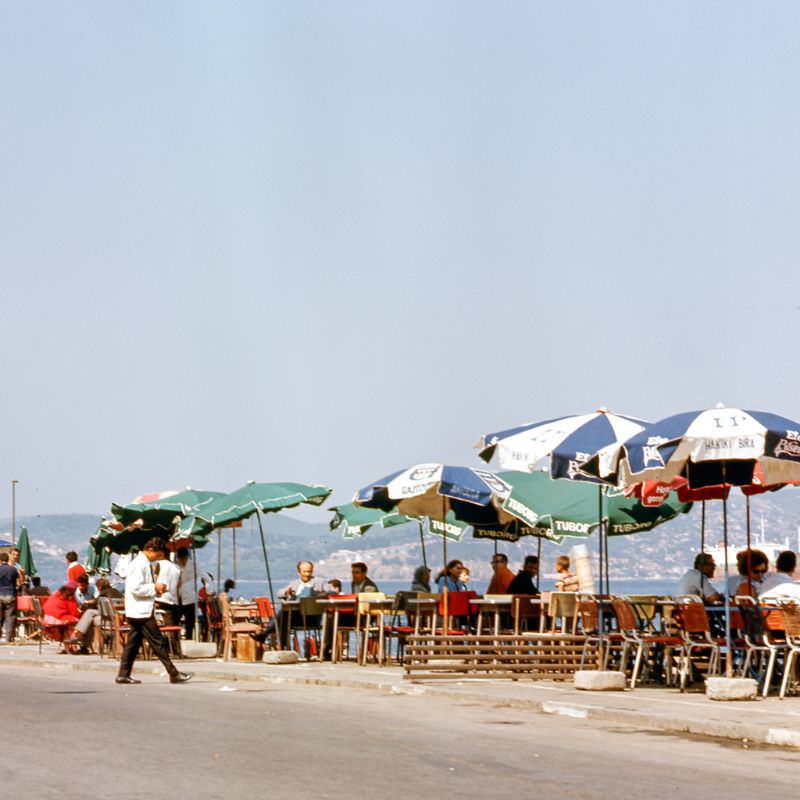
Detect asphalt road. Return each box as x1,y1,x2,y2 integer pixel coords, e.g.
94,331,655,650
4,667,798,799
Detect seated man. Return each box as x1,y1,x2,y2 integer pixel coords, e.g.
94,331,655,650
67,578,123,653
487,553,515,594
278,561,327,649
29,576,51,596
675,553,721,603
508,555,540,595
75,574,97,609
757,550,800,602
350,562,378,594
760,550,797,595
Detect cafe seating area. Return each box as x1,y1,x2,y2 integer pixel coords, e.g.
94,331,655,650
11,588,800,698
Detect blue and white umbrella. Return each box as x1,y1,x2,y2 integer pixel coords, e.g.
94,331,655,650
617,403,800,679
620,404,800,489
477,408,649,660
356,463,513,517
477,407,647,483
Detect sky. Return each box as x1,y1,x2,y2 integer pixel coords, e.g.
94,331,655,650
2,2,800,523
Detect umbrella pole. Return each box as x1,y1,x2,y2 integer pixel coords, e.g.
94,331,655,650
536,535,542,583
442,496,448,635
418,520,428,570
746,494,752,597
233,527,238,581
700,501,706,553
722,466,732,678
254,510,277,629
216,530,222,593
597,485,605,668
604,519,611,596
191,546,200,641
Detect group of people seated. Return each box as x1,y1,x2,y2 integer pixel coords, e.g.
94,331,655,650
676,548,800,603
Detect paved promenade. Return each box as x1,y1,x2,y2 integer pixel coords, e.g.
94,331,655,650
3,642,800,750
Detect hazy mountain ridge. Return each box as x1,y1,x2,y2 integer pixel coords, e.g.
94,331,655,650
4,486,800,589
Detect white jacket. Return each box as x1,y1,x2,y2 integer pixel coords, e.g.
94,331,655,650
124,552,157,619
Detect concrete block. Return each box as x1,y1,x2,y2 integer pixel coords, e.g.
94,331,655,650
263,650,300,665
179,641,218,659
574,670,626,691
706,677,758,701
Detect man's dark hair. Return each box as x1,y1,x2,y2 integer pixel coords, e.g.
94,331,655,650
694,553,715,569
176,547,189,558
493,554,508,564
776,550,797,574
31,576,41,587
223,578,236,592
351,562,368,572
76,573,89,583
144,537,166,553
0,553,8,563
523,555,539,568
66,551,78,562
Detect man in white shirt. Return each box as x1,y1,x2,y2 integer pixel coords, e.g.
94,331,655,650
176,547,197,639
675,553,721,602
115,538,192,685
760,550,796,594
155,555,182,627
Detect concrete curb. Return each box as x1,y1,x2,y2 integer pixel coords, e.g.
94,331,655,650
3,654,800,751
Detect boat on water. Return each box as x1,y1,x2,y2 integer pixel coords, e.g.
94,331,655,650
705,517,800,580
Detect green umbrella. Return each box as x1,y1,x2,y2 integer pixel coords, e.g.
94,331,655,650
329,503,412,539
91,518,209,556
497,469,692,539
16,526,36,577
329,503,469,568
178,480,333,611
111,488,226,528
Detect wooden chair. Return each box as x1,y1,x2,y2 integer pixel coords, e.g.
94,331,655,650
612,597,683,688
737,597,786,696
356,592,389,664
513,595,541,634
218,594,261,661
576,596,624,670
778,602,800,699
547,592,576,633
326,594,358,662
673,600,722,690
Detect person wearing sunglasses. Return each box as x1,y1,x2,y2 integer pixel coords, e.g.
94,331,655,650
731,549,769,598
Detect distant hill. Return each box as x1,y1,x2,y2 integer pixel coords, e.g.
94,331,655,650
4,486,800,590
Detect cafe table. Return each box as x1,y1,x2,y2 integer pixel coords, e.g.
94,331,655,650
471,596,513,636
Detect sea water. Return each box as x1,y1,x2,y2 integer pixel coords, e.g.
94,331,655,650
229,576,677,599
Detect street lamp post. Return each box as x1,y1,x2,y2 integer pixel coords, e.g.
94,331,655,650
11,480,19,545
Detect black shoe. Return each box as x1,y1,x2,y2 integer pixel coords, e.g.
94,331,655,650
170,671,193,684
115,676,141,684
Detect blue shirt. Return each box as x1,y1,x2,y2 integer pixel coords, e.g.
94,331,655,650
0,564,19,597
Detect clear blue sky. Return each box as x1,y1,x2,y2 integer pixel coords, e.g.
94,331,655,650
2,2,799,521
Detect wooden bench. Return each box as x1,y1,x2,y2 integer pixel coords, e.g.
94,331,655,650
403,633,591,681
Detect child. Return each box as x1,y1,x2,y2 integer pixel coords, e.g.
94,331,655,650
326,578,342,595
554,555,579,592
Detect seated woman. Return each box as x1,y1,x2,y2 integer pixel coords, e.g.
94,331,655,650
411,565,431,593
435,560,466,593
42,582,81,650
732,549,769,598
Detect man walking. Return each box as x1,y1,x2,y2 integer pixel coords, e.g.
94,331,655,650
116,538,192,685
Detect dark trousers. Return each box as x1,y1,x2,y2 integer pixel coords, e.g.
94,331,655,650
180,603,196,638
118,616,178,679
